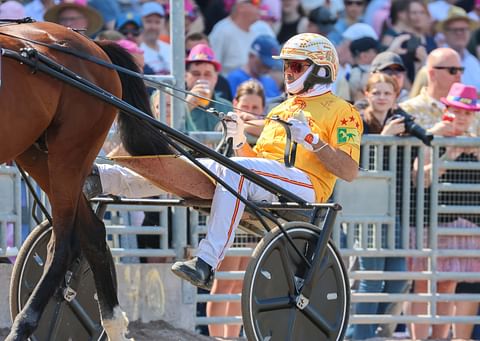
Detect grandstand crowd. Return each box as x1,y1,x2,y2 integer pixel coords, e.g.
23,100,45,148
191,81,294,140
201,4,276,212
1,0,480,339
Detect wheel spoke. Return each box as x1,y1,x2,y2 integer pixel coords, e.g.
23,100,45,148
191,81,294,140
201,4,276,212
255,295,293,313
68,296,100,334
277,242,297,293
301,303,334,337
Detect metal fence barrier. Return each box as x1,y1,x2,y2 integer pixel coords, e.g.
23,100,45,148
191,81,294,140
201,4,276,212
2,134,480,332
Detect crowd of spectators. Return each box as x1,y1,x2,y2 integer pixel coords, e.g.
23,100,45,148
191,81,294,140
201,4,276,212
3,0,480,339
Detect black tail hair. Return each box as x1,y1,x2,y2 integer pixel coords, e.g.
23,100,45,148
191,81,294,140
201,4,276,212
96,40,173,156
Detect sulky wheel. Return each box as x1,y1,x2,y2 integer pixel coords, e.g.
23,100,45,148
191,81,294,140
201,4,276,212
242,221,350,341
9,220,112,341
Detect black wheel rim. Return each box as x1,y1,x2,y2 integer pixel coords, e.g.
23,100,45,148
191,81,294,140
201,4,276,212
246,228,348,341
16,226,106,341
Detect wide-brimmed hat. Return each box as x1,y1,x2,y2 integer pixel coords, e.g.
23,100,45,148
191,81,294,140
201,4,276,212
436,5,477,33
440,82,480,111
185,43,221,72
44,0,103,36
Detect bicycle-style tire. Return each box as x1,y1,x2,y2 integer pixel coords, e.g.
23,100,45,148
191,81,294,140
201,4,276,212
9,220,112,341
242,222,350,341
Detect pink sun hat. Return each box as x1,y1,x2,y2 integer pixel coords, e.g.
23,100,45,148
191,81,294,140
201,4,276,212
116,39,144,55
185,43,222,72
441,83,480,111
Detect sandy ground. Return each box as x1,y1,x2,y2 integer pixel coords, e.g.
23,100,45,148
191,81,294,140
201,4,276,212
0,321,241,341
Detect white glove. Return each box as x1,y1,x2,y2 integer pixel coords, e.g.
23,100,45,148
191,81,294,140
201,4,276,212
287,118,319,151
225,112,247,149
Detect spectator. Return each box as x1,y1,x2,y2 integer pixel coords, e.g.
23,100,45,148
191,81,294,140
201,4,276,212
0,1,25,20
44,0,104,37
329,0,366,45
116,39,145,71
399,48,465,131
25,0,56,22
185,32,233,102
468,0,480,21
399,0,433,83
371,51,409,103
184,44,232,132
305,6,337,37
439,5,480,89
209,0,262,75
276,0,308,44
336,37,379,103
380,0,410,47
428,0,458,22
333,22,378,95
226,35,282,101
363,0,390,37
95,29,124,42
346,73,409,340
258,0,282,32
115,12,143,45
411,82,480,340
206,79,266,338
139,2,171,75
89,0,121,30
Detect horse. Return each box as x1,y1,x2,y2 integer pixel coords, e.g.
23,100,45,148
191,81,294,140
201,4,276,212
0,21,172,341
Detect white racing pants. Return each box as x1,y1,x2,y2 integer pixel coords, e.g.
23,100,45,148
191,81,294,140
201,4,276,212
97,158,315,269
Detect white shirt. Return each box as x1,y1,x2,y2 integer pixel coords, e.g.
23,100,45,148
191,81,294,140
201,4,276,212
461,49,480,90
428,1,452,22
25,0,60,22
209,17,257,75
140,40,171,75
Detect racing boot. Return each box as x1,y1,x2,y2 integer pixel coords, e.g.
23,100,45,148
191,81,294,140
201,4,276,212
171,257,214,291
83,164,103,200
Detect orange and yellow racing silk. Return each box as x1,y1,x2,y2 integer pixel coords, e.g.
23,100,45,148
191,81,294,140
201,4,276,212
253,92,363,202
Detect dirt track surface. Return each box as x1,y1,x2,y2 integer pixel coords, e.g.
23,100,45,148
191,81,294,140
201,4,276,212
0,320,240,341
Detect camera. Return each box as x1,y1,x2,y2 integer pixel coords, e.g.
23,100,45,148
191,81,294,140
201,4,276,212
390,108,433,146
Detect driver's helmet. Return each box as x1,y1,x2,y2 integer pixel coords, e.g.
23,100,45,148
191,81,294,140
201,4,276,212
273,33,339,82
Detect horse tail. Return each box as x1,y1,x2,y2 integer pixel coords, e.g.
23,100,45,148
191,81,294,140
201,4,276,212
95,40,173,156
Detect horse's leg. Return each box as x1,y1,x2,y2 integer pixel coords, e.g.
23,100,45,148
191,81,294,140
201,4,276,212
75,197,133,341
6,148,80,341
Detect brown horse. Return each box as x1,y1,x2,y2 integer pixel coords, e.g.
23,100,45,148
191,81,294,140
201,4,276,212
1,21,171,340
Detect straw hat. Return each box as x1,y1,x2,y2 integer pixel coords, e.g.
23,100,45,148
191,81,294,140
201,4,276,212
436,5,477,33
44,0,103,36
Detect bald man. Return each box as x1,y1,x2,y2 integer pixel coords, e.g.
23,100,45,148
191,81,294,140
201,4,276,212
399,47,468,135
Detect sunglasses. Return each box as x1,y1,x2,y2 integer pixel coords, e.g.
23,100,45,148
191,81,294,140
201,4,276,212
345,1,364,6
284,60,311,73
433,66,465,75
120,28,141,37
381,68,405,76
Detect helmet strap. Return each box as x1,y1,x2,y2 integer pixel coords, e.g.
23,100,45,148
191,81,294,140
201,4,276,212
302,65,333,92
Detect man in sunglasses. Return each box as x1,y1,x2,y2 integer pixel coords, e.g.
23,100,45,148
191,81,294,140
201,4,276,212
115,12,142,45
171,33,363,290
84,33,363,292
400,47,472,135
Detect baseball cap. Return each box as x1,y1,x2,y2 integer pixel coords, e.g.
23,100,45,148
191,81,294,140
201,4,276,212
141,2,165,18
186,43,222,72
370,51,406,73
349,37,379,56
115,12,142,30
308,6,337,34
250,35,282,70
342,23,378,41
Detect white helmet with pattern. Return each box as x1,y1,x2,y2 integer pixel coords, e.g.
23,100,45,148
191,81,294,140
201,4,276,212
273,33,339,84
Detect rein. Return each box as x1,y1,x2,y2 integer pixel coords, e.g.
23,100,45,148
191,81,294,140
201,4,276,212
0,22,298,168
